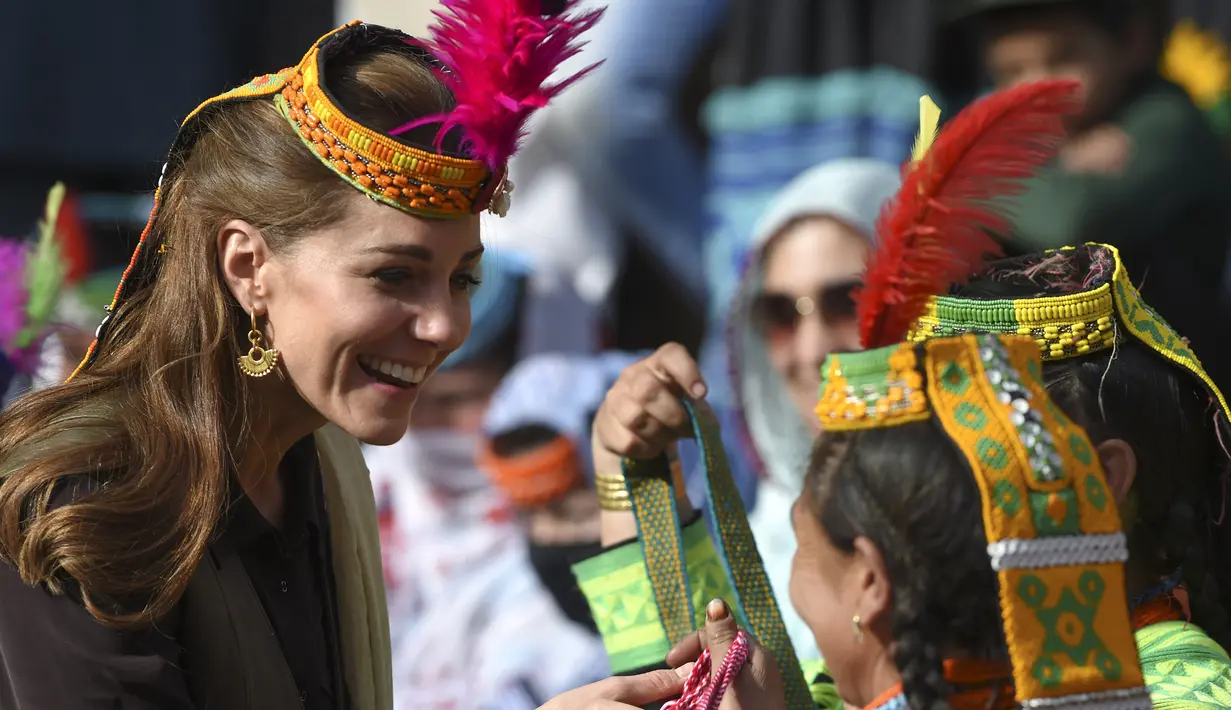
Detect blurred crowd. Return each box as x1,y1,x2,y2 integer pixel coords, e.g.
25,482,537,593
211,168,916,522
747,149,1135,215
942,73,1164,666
5,0,1231,707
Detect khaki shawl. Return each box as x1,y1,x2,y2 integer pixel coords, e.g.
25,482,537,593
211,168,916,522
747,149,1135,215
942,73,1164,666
315,423,393,710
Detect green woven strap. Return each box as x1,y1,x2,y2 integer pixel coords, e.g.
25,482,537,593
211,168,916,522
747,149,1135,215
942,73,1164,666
623,400,814,709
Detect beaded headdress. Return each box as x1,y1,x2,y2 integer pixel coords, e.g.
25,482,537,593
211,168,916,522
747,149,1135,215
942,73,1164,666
906,242,1231,424
817,81,1150,708
818,337,1151,709
70,1,602,378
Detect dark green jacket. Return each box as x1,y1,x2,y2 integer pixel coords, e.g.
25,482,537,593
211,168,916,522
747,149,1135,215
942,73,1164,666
1003,75,1231,385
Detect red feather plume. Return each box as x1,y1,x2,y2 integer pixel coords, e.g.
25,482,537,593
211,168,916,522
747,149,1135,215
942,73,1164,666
856,79,1083,348
389,0,604,173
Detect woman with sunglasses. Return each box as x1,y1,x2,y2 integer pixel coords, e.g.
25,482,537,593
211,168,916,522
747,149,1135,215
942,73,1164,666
731,158,901,663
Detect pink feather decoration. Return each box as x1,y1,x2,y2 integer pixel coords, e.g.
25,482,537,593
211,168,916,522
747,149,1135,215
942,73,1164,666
389,0,605,172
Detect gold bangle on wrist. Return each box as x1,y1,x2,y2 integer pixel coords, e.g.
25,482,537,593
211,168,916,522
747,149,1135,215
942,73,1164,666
599,497,632,512
595,473,632,511
597,492,632,511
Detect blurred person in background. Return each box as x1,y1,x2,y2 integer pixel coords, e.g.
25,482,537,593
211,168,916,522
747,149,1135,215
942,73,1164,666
565,158,901,691
952,0,1231,386
727,157,901,665
694,0,935,511
483,0,723,356
478,351,643,634
364,255,609,710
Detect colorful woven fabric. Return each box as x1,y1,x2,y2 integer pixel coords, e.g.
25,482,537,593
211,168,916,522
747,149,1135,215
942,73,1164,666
1138,621,1231,709
817,334,1152,709
621,401,814,709
862,659,1017,710
573,517,736,672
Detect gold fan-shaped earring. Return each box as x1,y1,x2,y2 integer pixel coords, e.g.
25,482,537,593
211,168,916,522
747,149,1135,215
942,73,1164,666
238,309,280,377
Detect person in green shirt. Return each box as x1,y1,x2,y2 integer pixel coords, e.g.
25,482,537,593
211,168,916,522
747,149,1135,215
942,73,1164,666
952,0,1231,387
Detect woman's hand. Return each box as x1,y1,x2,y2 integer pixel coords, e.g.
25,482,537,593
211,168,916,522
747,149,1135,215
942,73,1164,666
666,600,787,710
592,342,707,470
536,666,693,709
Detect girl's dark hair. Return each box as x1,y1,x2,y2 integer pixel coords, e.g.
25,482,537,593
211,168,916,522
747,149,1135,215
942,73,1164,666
807,422,1008,710
1041,344,1231,648
955,261,1231,651
490,424,561,457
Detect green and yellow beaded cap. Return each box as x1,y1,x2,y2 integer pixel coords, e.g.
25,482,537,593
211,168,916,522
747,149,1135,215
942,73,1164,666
817,335,1153,709
905,242,1231,424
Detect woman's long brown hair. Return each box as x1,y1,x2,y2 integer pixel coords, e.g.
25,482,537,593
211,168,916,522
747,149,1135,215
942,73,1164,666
0,49,453,629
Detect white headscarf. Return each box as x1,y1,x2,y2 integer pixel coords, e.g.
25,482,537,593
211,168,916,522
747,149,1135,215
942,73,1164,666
730,158,901,661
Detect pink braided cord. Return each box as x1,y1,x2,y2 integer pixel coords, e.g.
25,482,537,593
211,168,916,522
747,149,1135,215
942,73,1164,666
663,630,751,710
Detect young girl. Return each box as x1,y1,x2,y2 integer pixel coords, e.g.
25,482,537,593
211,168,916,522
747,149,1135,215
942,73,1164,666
907,243,1231,703
546,333,1151,710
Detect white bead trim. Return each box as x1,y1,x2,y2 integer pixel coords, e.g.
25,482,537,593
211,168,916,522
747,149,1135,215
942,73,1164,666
988,533,1128,571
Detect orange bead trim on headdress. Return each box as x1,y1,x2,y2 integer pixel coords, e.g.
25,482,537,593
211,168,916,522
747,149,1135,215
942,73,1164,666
279,39,492,217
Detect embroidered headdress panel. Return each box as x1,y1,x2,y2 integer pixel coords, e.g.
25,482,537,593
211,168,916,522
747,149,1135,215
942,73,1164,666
819,337,1151,708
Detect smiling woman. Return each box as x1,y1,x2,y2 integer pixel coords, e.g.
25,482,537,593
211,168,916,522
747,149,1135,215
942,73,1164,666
0,5,600,710
221,196,486,444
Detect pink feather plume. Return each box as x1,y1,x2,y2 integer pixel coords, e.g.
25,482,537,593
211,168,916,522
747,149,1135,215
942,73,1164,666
390,0,605,172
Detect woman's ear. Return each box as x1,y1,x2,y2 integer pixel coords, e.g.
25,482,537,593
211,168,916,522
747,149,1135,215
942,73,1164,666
1096,438,1137,504
851,536,892,634
217,219,271,311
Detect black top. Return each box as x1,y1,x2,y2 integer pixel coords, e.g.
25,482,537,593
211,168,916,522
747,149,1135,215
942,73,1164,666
0,436,345,710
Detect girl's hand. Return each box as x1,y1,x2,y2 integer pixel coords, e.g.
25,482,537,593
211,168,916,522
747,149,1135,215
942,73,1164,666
592,342,706,469
666,600,787,710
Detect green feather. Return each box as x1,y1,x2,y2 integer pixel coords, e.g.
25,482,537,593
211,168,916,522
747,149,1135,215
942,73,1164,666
13,183,67,350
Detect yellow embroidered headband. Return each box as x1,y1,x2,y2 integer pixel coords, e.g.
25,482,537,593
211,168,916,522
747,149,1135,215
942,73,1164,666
817,335,1152,709
70,3,603,378
905,242,1231,425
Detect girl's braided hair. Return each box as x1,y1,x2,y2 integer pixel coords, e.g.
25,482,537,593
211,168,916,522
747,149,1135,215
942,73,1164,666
806,422,1008,710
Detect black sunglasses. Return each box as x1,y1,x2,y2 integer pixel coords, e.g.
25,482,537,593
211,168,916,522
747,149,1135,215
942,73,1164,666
751,280,861,335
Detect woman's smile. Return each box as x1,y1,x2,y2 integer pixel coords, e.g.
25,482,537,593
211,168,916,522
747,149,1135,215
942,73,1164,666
358,354,429,389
